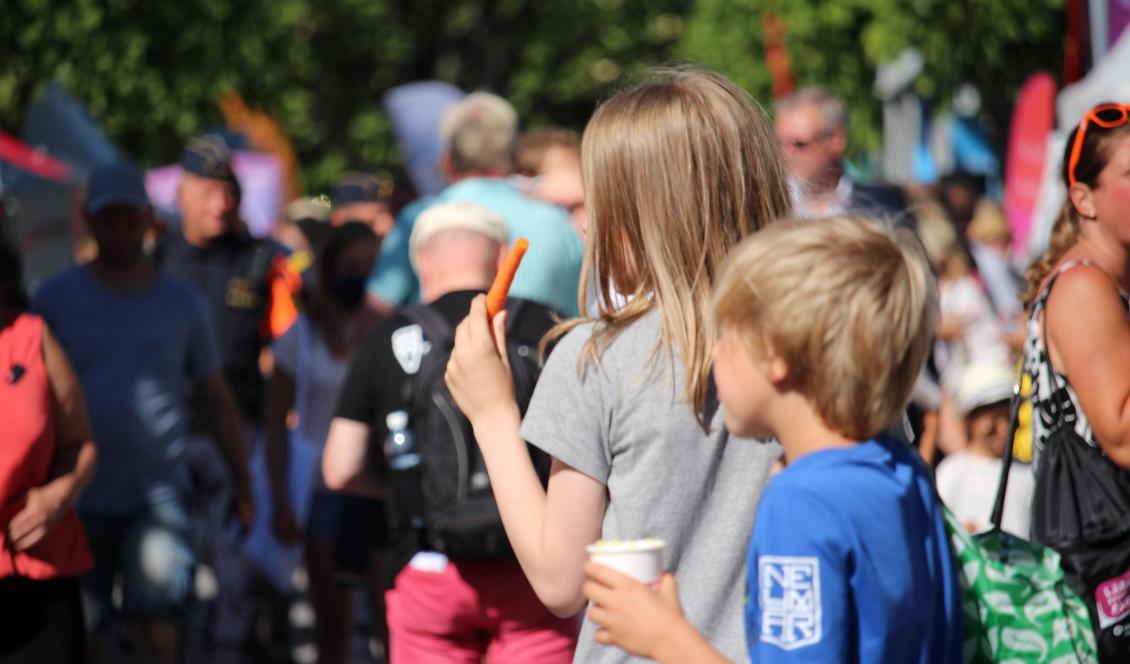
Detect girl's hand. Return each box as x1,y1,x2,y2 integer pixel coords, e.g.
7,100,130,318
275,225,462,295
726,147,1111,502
583,561,687,658
446,295,519,426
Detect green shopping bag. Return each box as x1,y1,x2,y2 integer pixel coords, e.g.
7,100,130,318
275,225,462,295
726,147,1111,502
942,371,1097,663
946,508,1096,662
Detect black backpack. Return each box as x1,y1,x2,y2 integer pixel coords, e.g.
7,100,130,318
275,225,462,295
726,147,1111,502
391,299,550,559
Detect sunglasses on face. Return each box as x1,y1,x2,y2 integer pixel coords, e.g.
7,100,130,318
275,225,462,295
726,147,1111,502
1068,104,1130,187
786,134,831,152
780,130,831,152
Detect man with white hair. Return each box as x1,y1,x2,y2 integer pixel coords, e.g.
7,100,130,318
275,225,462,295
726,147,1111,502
775,86,911,222
365,92,583,317
323,202,577,663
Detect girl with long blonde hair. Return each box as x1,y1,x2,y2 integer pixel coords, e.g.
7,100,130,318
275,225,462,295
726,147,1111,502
445,67,792,662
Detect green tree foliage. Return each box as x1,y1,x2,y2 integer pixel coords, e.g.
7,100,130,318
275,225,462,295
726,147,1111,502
1,0,1063,190
680,0,1065,158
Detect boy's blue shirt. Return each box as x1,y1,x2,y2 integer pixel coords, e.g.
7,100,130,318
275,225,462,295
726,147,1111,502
745,435,963,664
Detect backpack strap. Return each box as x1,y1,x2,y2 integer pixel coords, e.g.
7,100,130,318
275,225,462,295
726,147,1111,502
245,240,276,286
503,298,530,334
401,304,455,349
398,305,456,408
396,298,535,407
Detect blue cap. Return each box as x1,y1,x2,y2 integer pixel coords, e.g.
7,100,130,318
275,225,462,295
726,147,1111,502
331,171,394,207
85,161,150,214
180,134,237,183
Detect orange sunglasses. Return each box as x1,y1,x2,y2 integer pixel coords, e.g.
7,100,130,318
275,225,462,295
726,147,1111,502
1068,103,1130,188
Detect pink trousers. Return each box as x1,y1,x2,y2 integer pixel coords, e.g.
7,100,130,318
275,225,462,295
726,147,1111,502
386,555,580,664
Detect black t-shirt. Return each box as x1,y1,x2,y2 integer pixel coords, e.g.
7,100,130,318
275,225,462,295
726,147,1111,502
335,290,557,578
335,290,556,446
155,230,281,426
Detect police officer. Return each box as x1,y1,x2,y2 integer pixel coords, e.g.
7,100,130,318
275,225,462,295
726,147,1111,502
156,134,292,662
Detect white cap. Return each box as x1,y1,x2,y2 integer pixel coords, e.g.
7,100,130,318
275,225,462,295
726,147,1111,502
386,411,409,431
409,201,508,268
955,361,1016,416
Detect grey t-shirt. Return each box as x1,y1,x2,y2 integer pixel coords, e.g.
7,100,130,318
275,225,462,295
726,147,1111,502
521,311,779,664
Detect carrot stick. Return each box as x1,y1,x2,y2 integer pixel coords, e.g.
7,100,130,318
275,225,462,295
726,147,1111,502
486,238,529,318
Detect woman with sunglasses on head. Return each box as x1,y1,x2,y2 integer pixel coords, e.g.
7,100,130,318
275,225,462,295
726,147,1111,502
1023,103,1130,661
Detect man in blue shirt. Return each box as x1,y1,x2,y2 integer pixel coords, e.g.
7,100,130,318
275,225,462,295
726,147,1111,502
33,162,251,664
366,92,584,317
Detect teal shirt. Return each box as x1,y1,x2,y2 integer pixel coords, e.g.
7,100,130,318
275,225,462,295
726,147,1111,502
366,178,583,317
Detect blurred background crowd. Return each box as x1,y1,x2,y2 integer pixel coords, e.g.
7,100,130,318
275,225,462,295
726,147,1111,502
3,1,1130,663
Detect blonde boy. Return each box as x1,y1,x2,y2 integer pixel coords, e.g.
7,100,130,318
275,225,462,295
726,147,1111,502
583,217,964,663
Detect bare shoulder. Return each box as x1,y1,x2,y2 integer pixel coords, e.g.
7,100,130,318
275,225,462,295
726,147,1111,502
1045,263,1125,316
1044,263,1130,367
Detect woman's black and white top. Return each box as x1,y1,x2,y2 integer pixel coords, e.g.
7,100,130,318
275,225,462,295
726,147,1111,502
1023,260,1130,470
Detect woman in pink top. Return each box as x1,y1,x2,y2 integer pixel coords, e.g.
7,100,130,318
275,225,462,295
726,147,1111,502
0,238,98,663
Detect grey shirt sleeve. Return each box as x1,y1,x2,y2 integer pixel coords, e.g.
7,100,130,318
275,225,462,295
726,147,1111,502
520,324,612,484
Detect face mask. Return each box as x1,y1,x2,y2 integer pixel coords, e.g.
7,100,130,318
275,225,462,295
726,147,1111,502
328,276,367,311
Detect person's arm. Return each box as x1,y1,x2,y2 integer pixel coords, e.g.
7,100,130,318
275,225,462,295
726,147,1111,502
446,295,606,617
322,417,384,498
746,488,848,663
1045,266,1130,469
197,372,254,528
263,365,299,542
583,563,730,663
322,328,387,498
917,409,939,465
7,327,98,551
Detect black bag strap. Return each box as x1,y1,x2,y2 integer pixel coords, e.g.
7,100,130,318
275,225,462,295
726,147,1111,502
245,240,276,286
398,305,455,408
396,298,530,407
989,363,1026,530
401,304,455,349
503,298,530,336
402,298,529,348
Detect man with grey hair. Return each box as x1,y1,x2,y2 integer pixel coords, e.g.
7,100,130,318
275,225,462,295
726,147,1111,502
775,86,909,221
365,92,583,317
323,201,578,662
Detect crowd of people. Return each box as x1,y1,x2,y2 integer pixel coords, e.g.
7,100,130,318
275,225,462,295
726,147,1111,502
1,66,1129,664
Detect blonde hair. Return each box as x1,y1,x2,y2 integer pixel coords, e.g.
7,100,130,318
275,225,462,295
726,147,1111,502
712,216,939,441
549,67,792,426
514,127,580,176
917,215,970,280
439,92,518,174
967,199,1010,245
1024,119,1130,308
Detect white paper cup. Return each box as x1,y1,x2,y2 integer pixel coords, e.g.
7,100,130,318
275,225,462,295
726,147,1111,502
586,539,665,584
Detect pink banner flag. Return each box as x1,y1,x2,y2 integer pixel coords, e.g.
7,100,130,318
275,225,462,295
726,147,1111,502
1003,73,1056,258
1112,0,1130,48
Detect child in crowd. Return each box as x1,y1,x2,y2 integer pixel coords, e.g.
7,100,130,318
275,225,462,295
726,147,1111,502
444,67,792,663
918,212,1010,454
580,217,964,663
936,360,1033,536
918,211,1010,388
